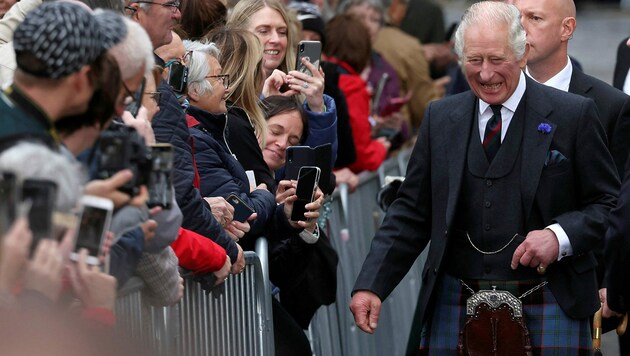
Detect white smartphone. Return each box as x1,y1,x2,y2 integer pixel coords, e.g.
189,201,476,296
70,195,113,266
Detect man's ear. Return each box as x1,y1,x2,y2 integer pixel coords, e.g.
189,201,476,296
72,65,93,93
125,2,141,20
560,17,576,42
519,42,530,69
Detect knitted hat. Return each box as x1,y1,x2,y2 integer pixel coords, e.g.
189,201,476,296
289,2,326,46
13,2,123,79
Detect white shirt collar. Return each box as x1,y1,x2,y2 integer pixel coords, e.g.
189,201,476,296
525,56,573,92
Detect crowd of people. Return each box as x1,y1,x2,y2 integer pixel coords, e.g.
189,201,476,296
1,0,630,355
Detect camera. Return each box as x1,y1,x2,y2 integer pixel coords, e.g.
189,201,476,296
95,121,151,197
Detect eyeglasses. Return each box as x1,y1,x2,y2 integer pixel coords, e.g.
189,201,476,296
133,1,180,12
205,74,230,89
145,91,162,104
122,78,146,117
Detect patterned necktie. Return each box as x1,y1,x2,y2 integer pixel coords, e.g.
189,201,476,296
483,105,502,162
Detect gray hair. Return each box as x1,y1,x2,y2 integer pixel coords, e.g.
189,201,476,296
106,16,155,79
454,2,526,65
183,40,221,97
0,143,86,213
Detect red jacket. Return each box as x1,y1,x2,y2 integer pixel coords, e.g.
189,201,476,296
171,228,227,274
335,60,387,173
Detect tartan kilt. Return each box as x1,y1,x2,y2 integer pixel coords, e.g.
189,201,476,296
419,273,593,355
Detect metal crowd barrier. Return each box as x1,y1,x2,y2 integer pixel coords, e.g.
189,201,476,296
115,146,425,356
115,239,274,356
309,146,428,356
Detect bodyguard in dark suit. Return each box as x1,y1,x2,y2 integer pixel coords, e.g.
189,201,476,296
613,37,630,93
515,0,630,177
350,2,619,354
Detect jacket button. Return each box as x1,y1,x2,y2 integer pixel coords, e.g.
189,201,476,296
486,179,492,187
484,224,490,231
484,201,491,208
433,268,438,275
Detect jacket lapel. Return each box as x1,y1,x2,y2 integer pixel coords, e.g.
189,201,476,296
520,80,556,222
568,69,592,96
445,93,476,228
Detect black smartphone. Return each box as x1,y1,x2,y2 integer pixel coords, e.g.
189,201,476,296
296,41,321,77
166,61,188,94
290,166,321,222
0,171,18,234
226,193,255,223
22,178,58,253
124,77,146,117
147,143,174,209
71,195,113,266
284,144,332,194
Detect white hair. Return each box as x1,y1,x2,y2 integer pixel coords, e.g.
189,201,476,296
106,16,155,79
183,40,221,97
0,142,86,213
454,2,527,66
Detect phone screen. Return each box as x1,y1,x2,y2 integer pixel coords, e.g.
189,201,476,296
22,179,58,250
148,144,174,209
75,205,108,257
291,166,320,221
0,172,18,234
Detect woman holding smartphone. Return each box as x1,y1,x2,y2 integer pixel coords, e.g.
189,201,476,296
227,0,338,188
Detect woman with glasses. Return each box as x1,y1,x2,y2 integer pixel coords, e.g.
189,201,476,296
184,39,276,240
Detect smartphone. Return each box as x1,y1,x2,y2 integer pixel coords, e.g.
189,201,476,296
0,171,18,235
166,60,188,94
226,194,255,223
295,41,321,77
284,144,332,195
71,195,113,266
147,143,174,209
21,179,58,252
124,77,146,117
290,166,321,222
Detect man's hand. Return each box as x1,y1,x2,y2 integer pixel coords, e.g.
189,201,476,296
204,196,234,227
230,244,245,275
511,229,559,270
350,290,382,334
599,288,623,318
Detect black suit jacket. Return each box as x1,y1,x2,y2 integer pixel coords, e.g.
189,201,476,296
569,68,630,177
353,77,619,328
613,37,630,92
604,158,630,313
